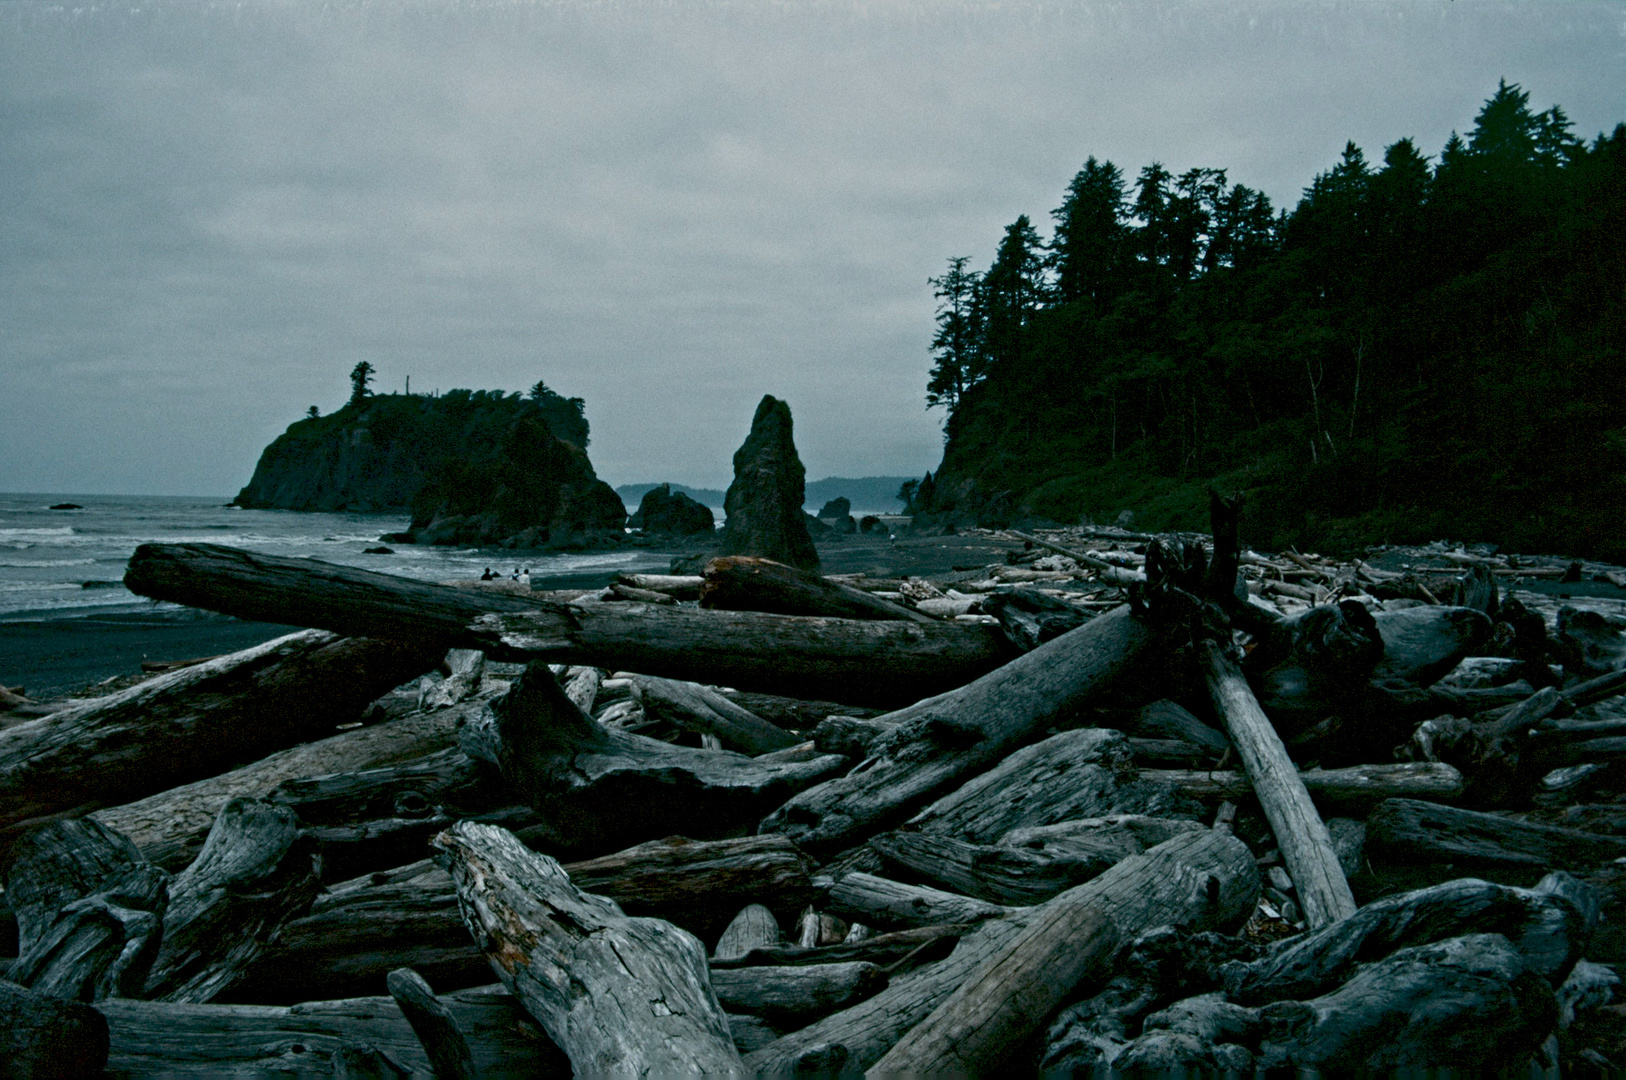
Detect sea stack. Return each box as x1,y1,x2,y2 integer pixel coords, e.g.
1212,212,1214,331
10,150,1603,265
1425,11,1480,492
719,395,819,571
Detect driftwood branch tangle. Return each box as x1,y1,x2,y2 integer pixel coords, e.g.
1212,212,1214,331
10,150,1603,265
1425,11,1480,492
0,629,440,849
124,543,1010,705
1201,639,1357,927
430,821,742,1075
762,604,1159,857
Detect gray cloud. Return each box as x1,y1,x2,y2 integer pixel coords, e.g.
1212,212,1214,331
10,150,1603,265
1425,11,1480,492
1,0,1620,494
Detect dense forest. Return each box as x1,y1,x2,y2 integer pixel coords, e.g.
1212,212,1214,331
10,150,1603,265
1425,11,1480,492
913,82,1626,560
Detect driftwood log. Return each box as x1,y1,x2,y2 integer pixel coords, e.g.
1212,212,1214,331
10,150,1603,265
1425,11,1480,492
99,987,568,1076
744,828,1258,1071
4,818,168,1002
92,700,474,871
229,833,818,1003
123,543,1012,705
0,977,111,1077
762,604,1162,857
385,968,478,1080
629,675,800,755
699,555,936,624
474,664,846,857
1201,639,1356,927
430,821,743,1074
141,798,322,1003
0,630,440,852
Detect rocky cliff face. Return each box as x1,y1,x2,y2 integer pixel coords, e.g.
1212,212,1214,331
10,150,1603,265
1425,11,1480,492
234,390,625,548
718,395,819,571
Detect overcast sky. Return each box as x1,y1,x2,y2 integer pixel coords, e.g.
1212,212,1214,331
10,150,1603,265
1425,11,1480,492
2,0,1620,496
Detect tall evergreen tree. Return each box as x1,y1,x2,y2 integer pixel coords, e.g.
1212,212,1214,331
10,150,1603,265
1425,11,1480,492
926,256,985,412
979,216,1045,375
1050,156,1127,305
349,361,375,408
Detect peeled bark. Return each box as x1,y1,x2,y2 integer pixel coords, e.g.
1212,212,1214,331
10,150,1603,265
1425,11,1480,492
0,629,440,851
430,821,743,1075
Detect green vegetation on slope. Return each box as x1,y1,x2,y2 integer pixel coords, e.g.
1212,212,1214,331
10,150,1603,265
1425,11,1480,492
914,83,1626,560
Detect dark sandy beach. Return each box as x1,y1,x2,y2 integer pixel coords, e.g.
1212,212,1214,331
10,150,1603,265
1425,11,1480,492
0,531,1020,703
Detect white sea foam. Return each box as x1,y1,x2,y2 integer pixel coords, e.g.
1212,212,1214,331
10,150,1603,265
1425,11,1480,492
0,527,74,538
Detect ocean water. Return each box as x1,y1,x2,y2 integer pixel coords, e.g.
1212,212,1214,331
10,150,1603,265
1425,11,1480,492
0,492,673,622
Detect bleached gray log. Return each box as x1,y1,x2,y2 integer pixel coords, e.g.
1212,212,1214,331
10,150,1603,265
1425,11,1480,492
0,629,440,850
480,663,847,857
899,727,1202,843
762,604,1162,857
1133,698,1232,752
1140,761,1466,802
631,675,800,755
744,828,1259,1072
4,818,167,1001
870,901,1119,1073
558,664,601,714
93,701,474,871
1201,639,1356,928
706,922,975,971
999,814,1207,856
619,572,704,600
1371,605,1494,686
1367,798,1626,870
0,977,110,1077
869,832,1112,906
231,833,818,1003
715,904,780,961
418,649,485,710
711,962,887,1026
123,543,1011,706
431,821,743,1074
386,968,477,1080
143,798,322,1003
700,555,938,624
99,987,568,1076
823,872,1012,930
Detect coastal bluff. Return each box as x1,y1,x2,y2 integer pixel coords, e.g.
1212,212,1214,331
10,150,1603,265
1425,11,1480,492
233,389,625,548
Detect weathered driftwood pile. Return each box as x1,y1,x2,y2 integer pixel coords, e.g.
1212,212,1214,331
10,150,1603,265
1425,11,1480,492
2,500,1624,1074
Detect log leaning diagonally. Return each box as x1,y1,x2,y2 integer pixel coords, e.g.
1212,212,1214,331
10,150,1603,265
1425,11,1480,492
430,821,743,1075
0,628,442,850
124,543,1012,705
1200,639,1357,928
761,604,1160,858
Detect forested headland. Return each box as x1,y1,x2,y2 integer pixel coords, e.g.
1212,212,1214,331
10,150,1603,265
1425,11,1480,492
912,82,1625,560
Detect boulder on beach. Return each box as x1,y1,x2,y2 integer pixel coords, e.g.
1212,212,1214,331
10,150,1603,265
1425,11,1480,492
719,395,819,572
630,484,716,537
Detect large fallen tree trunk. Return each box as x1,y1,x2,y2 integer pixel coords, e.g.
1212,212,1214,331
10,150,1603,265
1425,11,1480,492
228,834,819,1003
473,664,847,857
698,556,938,624
99,987,569,1076
760,604,1163,858
743,828,1258,1072
123,543,1012,705
0,629,440,852
92,701,478,871
1201,639,1356,928
431,821,743,1074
